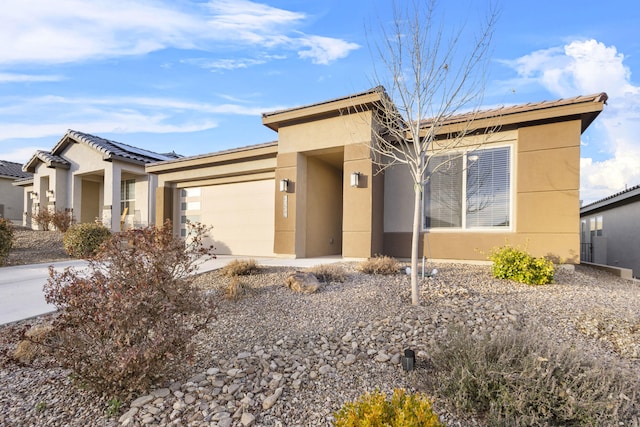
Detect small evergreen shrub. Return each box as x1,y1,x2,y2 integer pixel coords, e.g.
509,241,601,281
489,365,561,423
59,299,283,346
44,220,216,398
220,258,260,277
0,218,14,265
489,245,555,285
306,264,346,283
357,255,399,275
50,209,75,232
427,325,638,426
334,388,443,427
63,223,112,258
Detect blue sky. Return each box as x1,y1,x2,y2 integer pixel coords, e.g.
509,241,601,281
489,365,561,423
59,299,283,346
1,0,639,203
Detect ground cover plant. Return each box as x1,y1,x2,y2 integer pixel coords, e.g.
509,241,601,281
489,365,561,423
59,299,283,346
43,220,216,398
220,258,260,277
425,325,638,426
305,263,347,283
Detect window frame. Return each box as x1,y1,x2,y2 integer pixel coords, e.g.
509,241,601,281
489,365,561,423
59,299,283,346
422,143,514,232
120,179,135,216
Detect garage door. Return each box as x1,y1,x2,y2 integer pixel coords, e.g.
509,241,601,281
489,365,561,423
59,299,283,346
195,179,275,256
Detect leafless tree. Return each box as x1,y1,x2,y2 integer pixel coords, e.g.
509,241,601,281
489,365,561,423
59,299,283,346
365,0,500,305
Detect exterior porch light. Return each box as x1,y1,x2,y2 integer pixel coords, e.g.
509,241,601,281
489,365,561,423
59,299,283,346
46,189,54,198
279,178,289,193
350,172,360,188
30,192,38,200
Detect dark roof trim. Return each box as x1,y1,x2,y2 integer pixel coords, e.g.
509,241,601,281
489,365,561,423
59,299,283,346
580,184,640,216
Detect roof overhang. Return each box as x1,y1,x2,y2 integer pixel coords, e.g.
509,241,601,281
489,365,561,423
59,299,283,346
261,86,390,131
420,93,608,137
580,184,640,216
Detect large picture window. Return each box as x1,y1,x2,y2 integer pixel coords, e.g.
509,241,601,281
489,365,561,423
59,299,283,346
424,146,511,229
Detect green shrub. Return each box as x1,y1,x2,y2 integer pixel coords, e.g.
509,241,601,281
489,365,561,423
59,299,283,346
63,223,112,258
220,258,260,277
489,245,555,285
44,220,216,398
335,388,443,427
0,218,14,265
357,255,399,275
306,264,346,283
427,325,638,426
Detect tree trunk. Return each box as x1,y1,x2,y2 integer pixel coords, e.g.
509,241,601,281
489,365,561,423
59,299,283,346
410,184,421,305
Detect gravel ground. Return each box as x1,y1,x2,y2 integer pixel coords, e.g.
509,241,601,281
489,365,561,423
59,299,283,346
4,228,72,266
1,260,639,426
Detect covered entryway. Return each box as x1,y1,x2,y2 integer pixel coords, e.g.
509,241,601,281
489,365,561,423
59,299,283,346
304,149,344,257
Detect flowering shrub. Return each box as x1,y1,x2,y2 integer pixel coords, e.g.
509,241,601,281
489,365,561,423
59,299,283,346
335,388,443,427
489,245,555,285
44,220,216,397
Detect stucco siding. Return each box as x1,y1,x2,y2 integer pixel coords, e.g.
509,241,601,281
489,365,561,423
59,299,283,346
0,178,24,222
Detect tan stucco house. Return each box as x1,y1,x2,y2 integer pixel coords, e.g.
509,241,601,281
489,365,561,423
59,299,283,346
0,160,32,223
148,87,607,263
21,130,179,231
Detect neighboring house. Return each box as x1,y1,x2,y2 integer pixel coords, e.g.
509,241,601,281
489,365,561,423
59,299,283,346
0,160,32,222
147,87,607,263
580,185,640,278
21,130,179,231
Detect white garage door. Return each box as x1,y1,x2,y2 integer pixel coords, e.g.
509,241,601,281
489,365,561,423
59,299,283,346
197,179,275,256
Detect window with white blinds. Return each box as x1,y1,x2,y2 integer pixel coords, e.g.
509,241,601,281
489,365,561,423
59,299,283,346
424,146,511,229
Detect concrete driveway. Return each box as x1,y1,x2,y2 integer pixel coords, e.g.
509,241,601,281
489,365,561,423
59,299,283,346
0,255,342,326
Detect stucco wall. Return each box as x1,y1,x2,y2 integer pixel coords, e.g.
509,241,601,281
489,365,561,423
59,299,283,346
0,178,25,222
383,120,583,263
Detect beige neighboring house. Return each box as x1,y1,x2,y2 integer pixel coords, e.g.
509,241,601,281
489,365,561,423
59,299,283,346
148,87,607,263
0,160,32,223
20,130,180,231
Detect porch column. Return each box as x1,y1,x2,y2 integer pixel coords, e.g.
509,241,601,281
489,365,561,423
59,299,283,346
103,164,122,231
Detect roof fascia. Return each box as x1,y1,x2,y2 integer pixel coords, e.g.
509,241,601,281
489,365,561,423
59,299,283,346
146,143,278,174
580,187,640,215
262,91,386,131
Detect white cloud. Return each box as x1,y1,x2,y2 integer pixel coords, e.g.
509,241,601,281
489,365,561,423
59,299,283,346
0,94,290,142
0,146,48,163
504,39,640,203
297,35,361,65
0,0,358,66
0,73,64,83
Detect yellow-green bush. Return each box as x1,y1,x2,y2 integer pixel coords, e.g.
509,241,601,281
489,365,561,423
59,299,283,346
0,218,14,265
334,388,443,427
63,223,112,259
489,245,555,285
357,255,399,275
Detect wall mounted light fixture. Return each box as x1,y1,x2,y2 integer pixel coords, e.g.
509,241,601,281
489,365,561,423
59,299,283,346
279,178,289,193
30,192,38,200
350,172,360,188
46,190,54,198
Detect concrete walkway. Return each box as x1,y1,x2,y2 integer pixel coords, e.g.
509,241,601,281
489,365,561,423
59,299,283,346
0,255,343,326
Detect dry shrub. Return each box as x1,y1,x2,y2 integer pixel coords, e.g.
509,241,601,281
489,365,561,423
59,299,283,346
306,264,346,283
357,255,399,275
50,210,75,232
43,220,216,398
220,258,260,277
13,323,53,364
30,209,53,231
0,218,14,266
224,276,250,300
426,325,638,426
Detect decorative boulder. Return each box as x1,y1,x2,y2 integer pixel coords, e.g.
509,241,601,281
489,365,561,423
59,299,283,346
284,272,320,294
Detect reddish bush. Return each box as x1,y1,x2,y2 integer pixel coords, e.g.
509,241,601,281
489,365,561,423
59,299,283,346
44,220,216,398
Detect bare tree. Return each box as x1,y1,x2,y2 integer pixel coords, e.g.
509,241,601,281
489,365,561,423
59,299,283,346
366,0,500,305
